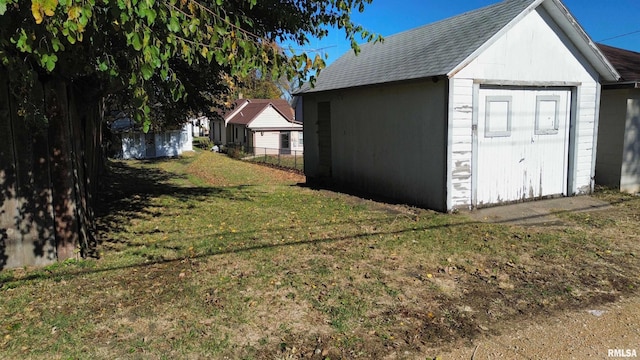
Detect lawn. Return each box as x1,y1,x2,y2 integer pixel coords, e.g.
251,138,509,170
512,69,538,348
246,154,304,171
1,150,638,359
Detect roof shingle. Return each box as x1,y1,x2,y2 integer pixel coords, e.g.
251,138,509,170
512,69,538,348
304,0,535,93
597,44,640,82
225,99,296,125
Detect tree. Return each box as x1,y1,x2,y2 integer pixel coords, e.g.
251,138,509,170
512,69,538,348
229,70,283,99
0,0,381,129
0,0,381,264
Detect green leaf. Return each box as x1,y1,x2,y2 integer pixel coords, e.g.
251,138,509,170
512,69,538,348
145,8,156,25
131,33,142,51
168,17,180,32
97,61,108,71
141,63,153,80
142,119,150,133
0,2,7,15
45,55,57,72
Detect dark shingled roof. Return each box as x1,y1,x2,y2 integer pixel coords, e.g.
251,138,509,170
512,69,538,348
225,99,296,125
303,0,535,93
597,43,640,82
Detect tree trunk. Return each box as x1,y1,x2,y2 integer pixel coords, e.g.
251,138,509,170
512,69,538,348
47,80,80,261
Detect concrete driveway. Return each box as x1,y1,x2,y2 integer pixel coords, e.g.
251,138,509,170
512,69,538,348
465,196,612,226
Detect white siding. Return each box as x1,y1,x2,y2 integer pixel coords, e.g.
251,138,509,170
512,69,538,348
121,133,145,159
248,106,300,130
253,131,280,150
451,6,601,208
597,88,640,193
622,97,640,193
291,131,304,152
448,78,474,209
120,123,192,159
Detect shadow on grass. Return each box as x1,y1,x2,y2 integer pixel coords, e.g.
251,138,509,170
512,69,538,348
3,159,636,285
0,221,463,286
95,159,267,239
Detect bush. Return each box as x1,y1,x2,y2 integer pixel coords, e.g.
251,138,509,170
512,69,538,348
226,146,247,159
193,137,213,150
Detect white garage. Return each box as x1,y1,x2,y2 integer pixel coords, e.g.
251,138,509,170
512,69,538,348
298,0,620,211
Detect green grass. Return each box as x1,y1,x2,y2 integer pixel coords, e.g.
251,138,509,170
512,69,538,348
1,151,638,359
246,154,304,171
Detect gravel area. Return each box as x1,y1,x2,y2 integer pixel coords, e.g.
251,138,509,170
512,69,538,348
440,295,640,359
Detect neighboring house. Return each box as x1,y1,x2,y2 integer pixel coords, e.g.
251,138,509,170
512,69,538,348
596,44,640,193
296,0,619,212
190,115,210,137
110,116,193,159
210,99,303,153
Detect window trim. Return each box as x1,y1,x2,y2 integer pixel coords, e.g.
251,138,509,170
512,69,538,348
484,96,512,138
535,95,561,135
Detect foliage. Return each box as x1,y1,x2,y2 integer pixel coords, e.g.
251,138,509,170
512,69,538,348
232,69,283,99
0,0,382,130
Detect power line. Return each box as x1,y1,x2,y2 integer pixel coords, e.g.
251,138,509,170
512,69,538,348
599,29,640,42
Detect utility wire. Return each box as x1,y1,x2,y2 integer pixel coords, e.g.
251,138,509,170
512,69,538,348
599,29,640,42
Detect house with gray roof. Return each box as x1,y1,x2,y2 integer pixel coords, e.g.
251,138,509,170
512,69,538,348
296,0,619,211
596,44,640,193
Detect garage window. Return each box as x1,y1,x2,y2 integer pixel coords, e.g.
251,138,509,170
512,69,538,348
535,95,560,135
485,96,512,137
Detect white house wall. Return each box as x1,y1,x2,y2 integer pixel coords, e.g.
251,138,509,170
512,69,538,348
291,131,303,152
121,133,145,159
210,119,227,144
622,95,640,192
449,6,601,209
253,131,280,151
248,106,296,129
597,88,640,193
304,80,448,211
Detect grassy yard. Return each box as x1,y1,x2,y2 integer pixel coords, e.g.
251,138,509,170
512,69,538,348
1,151,639,359
246,154,304,171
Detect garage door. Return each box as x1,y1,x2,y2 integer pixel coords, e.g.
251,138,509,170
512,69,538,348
476,87,571,206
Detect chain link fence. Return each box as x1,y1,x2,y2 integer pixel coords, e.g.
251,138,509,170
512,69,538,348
227,145,304,171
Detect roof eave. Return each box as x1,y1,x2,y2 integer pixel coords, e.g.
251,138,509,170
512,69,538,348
448,0,543,78
542,0,620,82
602,81,640,89
448,0,620,82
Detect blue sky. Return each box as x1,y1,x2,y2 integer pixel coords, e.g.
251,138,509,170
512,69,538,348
292,0,640,66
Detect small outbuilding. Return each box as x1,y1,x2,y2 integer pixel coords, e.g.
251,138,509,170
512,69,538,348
109,116,193,160
596,44,640,193
297,0,619,211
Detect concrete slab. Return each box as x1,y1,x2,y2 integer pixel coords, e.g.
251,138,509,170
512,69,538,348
464,196,612,226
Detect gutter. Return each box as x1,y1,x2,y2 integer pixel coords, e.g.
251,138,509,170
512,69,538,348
601,81,640,90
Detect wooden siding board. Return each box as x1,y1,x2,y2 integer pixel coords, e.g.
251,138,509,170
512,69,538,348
448,78,474,209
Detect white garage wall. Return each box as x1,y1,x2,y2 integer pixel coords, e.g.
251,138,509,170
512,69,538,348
450,6,601,209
